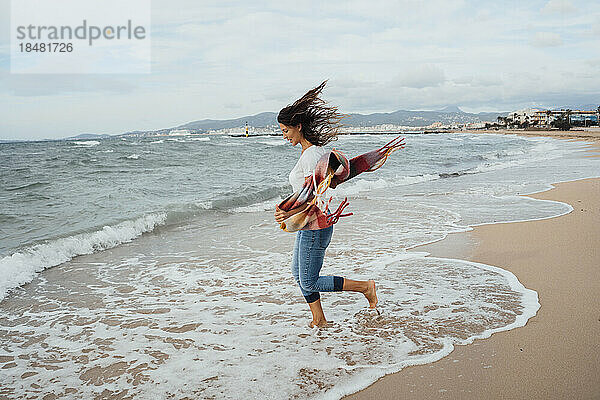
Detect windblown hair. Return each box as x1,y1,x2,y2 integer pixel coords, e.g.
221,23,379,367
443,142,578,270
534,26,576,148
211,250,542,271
277,80,345,146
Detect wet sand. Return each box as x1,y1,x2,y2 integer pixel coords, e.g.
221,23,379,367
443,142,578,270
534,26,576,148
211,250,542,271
463,127,600,141
345,138,600,399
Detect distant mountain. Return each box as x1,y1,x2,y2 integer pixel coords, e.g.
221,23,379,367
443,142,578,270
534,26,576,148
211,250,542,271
340,109,499,127
521,104,599,112
60,106,504,140
175,107,502,133
176,112,277,131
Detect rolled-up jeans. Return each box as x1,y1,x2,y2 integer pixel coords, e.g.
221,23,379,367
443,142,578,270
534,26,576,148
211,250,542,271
291,225,344,303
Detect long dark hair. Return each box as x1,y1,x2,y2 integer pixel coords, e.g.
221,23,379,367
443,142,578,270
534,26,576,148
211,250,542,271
277,80,344,146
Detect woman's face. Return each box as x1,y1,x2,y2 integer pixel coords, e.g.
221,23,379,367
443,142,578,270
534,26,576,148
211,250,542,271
279,123,303,146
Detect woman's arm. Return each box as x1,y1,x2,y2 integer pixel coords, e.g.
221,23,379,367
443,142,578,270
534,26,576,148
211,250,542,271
274,201,310,223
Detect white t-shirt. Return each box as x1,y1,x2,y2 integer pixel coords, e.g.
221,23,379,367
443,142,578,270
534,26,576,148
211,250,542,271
288,145,329,193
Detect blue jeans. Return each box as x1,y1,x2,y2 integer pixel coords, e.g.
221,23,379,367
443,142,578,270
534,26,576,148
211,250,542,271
291,225,344,303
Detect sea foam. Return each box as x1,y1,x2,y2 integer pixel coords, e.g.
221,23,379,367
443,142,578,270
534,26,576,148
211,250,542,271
0,213,166,301
70,140,100,147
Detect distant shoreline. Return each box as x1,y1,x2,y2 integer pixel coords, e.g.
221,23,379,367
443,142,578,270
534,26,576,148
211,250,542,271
3,127,599,144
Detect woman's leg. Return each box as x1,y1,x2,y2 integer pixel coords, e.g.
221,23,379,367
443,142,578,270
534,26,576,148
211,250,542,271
298,226,343,295
295,226,378,327
296,226,345,326
291,232,301,289
342,279,378,309
293,231,328,326
299,226,377,308
307,299,327,328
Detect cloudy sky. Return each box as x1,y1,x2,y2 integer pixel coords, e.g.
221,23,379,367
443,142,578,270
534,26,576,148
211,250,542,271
1,0,599,140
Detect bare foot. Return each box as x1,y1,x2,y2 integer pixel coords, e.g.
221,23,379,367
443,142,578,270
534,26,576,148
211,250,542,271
309,319,328,328
364,280,378,309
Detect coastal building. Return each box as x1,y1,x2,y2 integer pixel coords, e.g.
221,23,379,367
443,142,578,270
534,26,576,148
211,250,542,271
168,129,191,136
506,108,600,127
567,110,599,126
531,110,550,126
532,110,598,127
466,122,486,129
508,108,541,125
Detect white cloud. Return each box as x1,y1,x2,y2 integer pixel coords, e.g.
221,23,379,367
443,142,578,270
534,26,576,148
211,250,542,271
585,58,600,68
391,65,445,89
452,75,502,87
541,0,576,15
0,72,138,96
530,32,563,47
593,21,600,36
1,0,599,139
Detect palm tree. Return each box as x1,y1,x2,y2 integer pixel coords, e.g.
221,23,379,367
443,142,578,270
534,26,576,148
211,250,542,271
552,111,572,131
530,118,539,127
505,115,514,128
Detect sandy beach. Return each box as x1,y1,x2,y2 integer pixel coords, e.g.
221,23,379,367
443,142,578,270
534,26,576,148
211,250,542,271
346,134,600,399
464,127,600,142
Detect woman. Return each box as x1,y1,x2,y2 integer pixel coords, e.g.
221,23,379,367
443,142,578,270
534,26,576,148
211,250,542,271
274,81,377,328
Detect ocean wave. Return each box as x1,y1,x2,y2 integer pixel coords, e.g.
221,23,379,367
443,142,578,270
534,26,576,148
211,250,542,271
221,142,244,146
330,178,390,197
215,176,441,213
209,185,289,211
231,175,440,212
5,182,49,192
439,171,468,178
478,148,527,161
0,183,290,301
436,140,565,179
232,196,286,212
330,174,440,197
70,141,100,147
0,213,19,223
0,213,166,302
257,139,285,146
471,141,564,174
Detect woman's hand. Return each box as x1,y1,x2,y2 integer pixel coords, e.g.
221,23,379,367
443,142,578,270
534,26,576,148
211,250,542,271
275,202,310,224
274,206,290,223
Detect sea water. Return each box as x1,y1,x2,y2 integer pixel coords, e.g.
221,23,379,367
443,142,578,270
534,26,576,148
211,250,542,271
0,132,599,398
